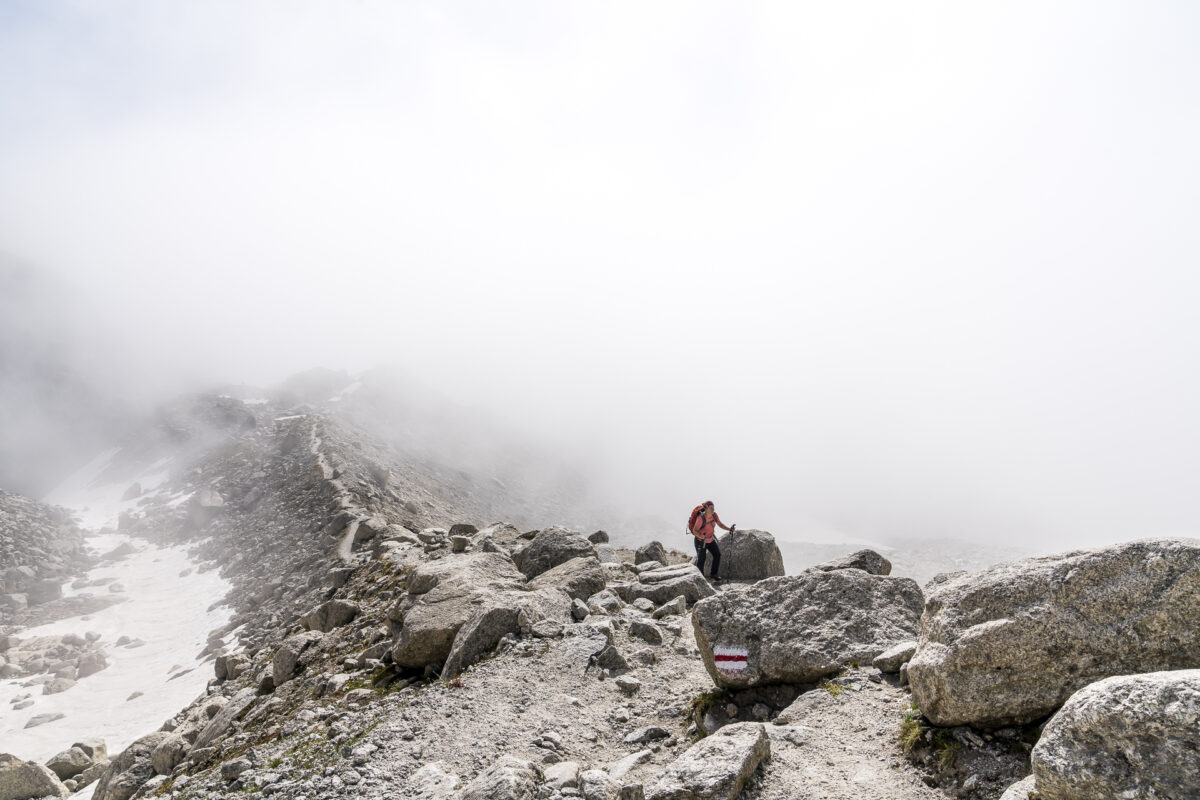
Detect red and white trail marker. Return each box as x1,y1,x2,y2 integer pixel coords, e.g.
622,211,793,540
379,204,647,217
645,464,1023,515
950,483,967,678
713,646,749,676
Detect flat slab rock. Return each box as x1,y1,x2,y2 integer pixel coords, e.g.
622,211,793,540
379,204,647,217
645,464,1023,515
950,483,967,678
646,722,769,800
909,537,1200,726
1031,669,1200,800
692,570,923,687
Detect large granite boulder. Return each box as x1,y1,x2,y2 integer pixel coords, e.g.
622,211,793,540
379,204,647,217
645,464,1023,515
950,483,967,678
908,538,1200,727
193,689,256,749
713,529,785,580
635,540,667,566
692,570,923,688
391,552,569,671
91,732,168,800
44,746,92,780
441,588,572,677
512,527,596,579
271,631,325,687
528,556,606,601
613,563,716,607
645,722,770,800
299,599,359,633
809,548,892,576
1030,670,1200,800
0,754,69,799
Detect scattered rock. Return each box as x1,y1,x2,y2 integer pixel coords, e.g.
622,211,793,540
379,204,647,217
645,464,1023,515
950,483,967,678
24,712,66,729
588,530,609,544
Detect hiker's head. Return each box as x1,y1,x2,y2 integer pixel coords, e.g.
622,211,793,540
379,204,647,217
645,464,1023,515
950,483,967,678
703,500,714,515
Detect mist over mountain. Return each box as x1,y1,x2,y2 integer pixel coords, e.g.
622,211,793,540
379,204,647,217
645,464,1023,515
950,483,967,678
0,259,140,496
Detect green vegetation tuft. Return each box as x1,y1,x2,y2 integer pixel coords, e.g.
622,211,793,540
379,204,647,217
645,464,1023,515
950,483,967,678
898,704,925,753
686,689,730,738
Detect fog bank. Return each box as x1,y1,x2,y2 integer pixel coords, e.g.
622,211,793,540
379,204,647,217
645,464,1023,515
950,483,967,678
2,2,1199,549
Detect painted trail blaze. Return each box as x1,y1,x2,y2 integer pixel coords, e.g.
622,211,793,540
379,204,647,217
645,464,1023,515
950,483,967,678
713,645,749,676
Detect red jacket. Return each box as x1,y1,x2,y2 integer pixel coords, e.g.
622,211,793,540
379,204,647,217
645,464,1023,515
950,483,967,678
692,511,723,544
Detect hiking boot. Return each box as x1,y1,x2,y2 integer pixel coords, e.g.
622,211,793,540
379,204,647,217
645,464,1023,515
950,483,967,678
711,575,722,583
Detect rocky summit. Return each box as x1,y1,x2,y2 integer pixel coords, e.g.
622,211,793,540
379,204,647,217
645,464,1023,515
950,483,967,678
2,383,1199,800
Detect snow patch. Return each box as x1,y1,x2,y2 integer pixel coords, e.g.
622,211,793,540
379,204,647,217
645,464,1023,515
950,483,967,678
0,532,233,763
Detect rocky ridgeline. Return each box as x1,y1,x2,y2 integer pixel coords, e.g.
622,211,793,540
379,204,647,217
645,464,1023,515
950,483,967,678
5,392,1200,800
0,489,91,626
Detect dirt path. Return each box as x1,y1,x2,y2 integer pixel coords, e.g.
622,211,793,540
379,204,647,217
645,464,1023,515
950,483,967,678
748,671,943,800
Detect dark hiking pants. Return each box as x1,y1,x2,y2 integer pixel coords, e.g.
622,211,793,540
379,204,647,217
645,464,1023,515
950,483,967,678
694,538,721,577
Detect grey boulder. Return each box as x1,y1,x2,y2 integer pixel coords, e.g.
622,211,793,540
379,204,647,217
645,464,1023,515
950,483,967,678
441,588,572,677
712,529,785,581
635,541,667,566
390,552,527,669
909,538,1200,727
528,556,606,601
645,722,770,800
614,564,716,607
998,775,1037,800
272,631,325,686
513,527,597,579
872,640,917,673
44,746,91,780
0,753,69,799
692,570,923,688
299,599,360,633
91,732,168,800
1031,669,1200,800
459,755,541,800
809,548,892,576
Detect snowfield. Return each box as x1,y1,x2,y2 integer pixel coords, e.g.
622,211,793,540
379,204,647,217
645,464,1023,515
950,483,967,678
1,452,233,775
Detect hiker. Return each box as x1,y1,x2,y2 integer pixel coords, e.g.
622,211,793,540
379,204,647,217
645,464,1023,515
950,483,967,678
689,500,735,582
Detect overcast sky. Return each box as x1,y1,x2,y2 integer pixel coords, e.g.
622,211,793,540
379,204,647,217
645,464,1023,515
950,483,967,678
2,1,1198,549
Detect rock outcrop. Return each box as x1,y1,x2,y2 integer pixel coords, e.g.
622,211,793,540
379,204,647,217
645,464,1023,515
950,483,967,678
1030,669,1200,800
692,570,923,687
908,538,1200,726
712,529,785,581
